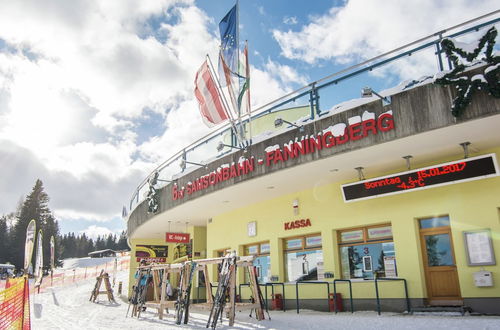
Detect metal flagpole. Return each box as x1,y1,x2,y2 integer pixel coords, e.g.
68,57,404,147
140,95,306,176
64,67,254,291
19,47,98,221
207,54,241,145
245,40,252,145
235,0,245,145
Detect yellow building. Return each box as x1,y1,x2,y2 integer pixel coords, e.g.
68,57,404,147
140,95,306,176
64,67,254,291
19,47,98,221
127,69,500,314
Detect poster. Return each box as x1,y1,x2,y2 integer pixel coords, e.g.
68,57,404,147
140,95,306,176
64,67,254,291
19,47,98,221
135,244,168,263
464,229,496,266
383,256,397,277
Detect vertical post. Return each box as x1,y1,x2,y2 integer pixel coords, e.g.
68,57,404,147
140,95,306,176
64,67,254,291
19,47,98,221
375,279,381,315
309,89,315,121
435,38,444,71
295,282,299,314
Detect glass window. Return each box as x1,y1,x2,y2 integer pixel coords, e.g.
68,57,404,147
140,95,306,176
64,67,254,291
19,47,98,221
246,245,258,255
425,234,454,266
284,234,323,282
260,243,270,254
367,226,392,240
419,216,450,229
286,238,303,250
306,235,322,247
244,242,270,284
339,225,396,280
286,250,323,281
340,230,364,243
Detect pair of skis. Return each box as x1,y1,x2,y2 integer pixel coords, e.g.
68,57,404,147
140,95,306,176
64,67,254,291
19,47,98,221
127,267,151,318
207,252,236,329
175,261,197,325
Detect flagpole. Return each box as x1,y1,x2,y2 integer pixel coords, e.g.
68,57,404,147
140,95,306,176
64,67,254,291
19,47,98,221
246,40,252,145
207,55,241,146
236,0,245,145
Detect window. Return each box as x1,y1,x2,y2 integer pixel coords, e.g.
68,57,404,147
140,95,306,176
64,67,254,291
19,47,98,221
244,242,270,284
419,215,450,229
339,224,396,280
284,234,323,282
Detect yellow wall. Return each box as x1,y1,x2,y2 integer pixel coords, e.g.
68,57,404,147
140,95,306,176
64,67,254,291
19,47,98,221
207,148,500,300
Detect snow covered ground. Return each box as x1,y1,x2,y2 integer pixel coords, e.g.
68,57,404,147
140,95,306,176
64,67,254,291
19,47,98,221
30,268,500,330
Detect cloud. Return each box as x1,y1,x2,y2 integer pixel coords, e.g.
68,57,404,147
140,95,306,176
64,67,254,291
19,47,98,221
272,0,498,79
0,0,296,232
80,225,117,240
283,16,298,25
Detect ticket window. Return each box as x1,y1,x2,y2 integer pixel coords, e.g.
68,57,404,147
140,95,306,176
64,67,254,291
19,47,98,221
244,242,271,284
284,234,323,282
338,225,396,280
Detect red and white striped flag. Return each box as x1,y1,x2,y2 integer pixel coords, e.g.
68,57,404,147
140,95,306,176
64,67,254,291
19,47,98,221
194,60,229,127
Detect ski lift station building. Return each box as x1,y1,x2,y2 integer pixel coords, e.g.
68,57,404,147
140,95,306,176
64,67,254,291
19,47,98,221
125,19,500,314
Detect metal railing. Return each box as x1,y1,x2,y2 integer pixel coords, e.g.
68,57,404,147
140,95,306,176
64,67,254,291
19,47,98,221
127,12,500,214
295,280,331,313
374,277,411,315
333,279,354,313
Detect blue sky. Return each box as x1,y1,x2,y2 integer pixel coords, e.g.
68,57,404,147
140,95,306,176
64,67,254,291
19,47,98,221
0,0,497,239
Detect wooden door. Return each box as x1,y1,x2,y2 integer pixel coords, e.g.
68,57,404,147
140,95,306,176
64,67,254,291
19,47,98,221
420,226,462,305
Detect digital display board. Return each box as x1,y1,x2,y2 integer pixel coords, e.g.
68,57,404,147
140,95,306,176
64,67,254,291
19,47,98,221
342,154,498,202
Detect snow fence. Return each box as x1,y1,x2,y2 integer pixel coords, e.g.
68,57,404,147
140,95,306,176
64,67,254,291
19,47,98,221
0,277,31,330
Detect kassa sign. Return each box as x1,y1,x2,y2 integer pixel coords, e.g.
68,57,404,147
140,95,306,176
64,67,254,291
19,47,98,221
166,232,190,243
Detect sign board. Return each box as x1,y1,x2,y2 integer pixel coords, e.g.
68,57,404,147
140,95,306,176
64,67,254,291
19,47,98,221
135,244,168,263
166,232,190,244
342,154,498,202
463,229,496,266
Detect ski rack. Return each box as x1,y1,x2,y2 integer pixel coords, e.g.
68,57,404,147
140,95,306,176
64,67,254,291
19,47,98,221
89,270,115,304
129,255,266,327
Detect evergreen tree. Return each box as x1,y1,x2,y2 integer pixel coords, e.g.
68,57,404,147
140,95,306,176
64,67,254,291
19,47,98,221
11,179,61,270
117,231,129,251
0,216,10,263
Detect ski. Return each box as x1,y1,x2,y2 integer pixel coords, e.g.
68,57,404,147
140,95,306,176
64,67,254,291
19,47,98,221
180,261,197,324
206,252,236,329
175,263,186,324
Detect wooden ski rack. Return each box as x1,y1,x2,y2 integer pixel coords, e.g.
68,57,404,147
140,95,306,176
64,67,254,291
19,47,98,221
130,255,266,326
90,270,115,303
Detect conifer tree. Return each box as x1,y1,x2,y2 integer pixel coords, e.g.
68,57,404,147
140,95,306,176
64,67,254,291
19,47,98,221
11,179,61,270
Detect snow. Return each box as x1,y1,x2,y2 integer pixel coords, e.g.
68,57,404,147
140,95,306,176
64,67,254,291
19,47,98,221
28,267,500,329
61,257,119,270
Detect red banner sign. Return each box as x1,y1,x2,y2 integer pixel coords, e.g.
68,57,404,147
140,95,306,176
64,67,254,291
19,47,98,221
166,232,190,243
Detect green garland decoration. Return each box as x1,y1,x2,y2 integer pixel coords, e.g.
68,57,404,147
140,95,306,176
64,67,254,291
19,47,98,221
146,171,160,214
434,26,500,117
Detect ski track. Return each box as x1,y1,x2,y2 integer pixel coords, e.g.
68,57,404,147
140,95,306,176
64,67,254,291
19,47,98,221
30,269,500,330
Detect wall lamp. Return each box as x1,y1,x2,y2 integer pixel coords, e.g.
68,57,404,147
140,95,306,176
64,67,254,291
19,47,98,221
460,141,471,158
216,141,246,153
179,152,206,171
361,87,391,106
274,117,304,132
149,171,174,183
354,167,365,181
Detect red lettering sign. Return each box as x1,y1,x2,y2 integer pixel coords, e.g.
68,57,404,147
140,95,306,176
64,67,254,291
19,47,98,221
284,218,312,230
165,232,190,243
136,257,166,263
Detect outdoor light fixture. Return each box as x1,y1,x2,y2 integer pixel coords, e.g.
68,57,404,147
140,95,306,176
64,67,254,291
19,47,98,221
402,155,413,170
460,141,471,158
216,141,246,152
355,167,365,181
274,117,304,132
179,154,206,171
361,87,391,106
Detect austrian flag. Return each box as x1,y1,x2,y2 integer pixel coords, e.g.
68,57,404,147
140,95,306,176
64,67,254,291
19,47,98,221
194,60,229,126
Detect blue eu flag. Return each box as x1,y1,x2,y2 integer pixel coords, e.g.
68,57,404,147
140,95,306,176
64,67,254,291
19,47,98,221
219,5,238,75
